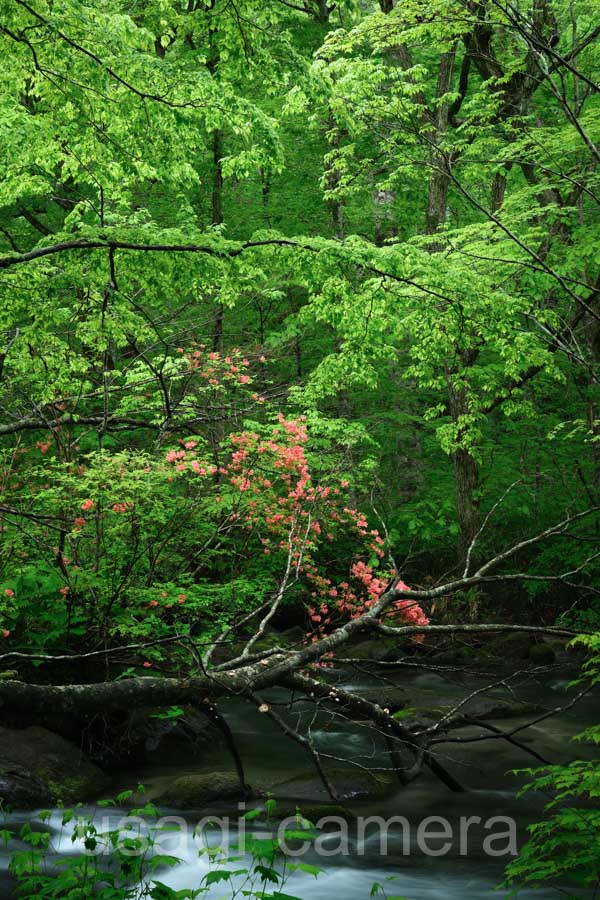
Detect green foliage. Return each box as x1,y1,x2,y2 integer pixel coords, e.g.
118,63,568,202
504,763,600,895
3,794,322,900
503,635,600,896
370,878,408,900
0,0,597,606
0,5,597,898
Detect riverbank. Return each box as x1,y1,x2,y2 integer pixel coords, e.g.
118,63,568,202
1,659,596,899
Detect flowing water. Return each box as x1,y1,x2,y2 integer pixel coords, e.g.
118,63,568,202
1,665,597,899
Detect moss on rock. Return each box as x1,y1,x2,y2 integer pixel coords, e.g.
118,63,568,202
529,642,556,665
0,725,110,808
157,771,250,808
271,767,392,801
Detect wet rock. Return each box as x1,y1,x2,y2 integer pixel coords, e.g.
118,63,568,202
274,802,356,826
136,706,223,765
354,686,409,713
271,768,392,802
425,645,485,665
156,771,250,808
398,696,543,730
0,725,110,809
276,626,306,647
344,638,393,661
92,705,223,767
213,627,282,665
529,642,556,665
494,632,535,660
465,698,543,719
250,633,283,653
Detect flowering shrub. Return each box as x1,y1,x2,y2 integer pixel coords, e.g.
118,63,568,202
162,411,428,650
0,351,427,664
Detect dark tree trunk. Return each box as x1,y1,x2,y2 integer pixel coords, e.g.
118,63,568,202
211,128,225,352
425,49,455,242
447,369,481,566
454,445,481,565
313,0,331,23
584,298,600,509
324,113,345,239
490,163,512,212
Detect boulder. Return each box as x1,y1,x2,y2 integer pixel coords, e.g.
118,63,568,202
276,626,306,647
0,725,110,809
492,631,535,660
88,705,223,767
131,706,223,765
156,771,250,808
529,642,556,665
397,697,542,731
465,698,543,719
271,767,392,801
353,686,408,714
344,638,393,661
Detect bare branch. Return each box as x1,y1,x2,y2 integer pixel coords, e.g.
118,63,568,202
430,684,594,748
374,623,579,639
250,692,340,801
463,480,521,577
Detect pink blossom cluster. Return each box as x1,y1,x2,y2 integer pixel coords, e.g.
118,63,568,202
307,567,429,647
164,442,214,476
177,344,255,389
221,416,430,652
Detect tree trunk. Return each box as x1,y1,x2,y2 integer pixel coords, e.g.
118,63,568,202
454,444,480,564
313,0,330,23
446,363,481,566
584,298,600,508
425,49,456,242
211,128,225,352
490,163,512,213
324,113,345,239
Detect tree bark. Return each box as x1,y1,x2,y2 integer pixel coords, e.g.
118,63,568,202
211,127,225,352
454,445,481,565
446,360,481,566
425,49,456,242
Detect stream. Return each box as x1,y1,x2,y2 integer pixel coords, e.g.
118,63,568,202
1,664,598,899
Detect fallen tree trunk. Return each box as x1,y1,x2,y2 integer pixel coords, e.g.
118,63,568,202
0,617,582,797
